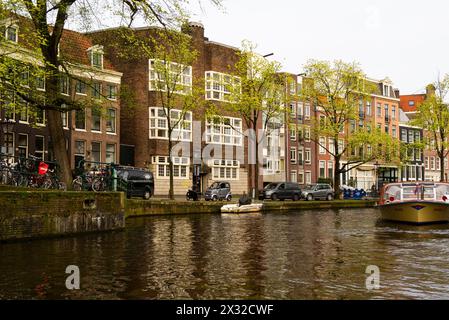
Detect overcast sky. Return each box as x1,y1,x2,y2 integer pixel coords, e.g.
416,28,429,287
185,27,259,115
190,0,449,94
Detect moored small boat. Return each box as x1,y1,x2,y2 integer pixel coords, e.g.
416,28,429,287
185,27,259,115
221,203,264,214
379,182,449,224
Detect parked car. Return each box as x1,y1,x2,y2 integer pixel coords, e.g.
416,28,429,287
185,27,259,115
204,181,232,201
260,182,302,201
116,167,154,200
301,184,334,201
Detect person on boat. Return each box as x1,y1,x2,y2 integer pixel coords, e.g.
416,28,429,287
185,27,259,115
239,191,252,207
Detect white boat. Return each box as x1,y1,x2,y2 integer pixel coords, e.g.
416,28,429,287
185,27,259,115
221,203,264,214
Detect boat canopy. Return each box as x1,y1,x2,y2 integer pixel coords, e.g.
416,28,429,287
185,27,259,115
381,183,449,204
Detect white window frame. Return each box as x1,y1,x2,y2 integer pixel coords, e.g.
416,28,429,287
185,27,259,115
210,159,240,180
88,45,104,69
206,116,242,146
290,170,297,183
149,59,192,95
305,148,311,164
205,71,241,102
152,156,190,179
305,171,312,184
290,147,297,164
319,160,326,178
149,107,192,142
319,137,326,154
5,24,18,43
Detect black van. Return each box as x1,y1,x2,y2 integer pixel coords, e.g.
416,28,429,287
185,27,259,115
116,167,154,200
259,182,302,201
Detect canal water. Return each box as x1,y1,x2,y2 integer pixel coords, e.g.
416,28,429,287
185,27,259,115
2,208,449,300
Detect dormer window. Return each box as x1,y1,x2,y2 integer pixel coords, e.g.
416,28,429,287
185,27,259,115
87,45,104,69
5,25,18,43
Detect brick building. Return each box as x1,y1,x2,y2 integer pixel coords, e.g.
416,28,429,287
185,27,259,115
0,16,121,169
89,23,251,196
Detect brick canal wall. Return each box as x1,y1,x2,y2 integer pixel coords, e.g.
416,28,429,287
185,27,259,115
125,199,378,218
0,191,125,242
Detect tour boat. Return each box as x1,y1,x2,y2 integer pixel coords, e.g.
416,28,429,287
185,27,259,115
220,203,264,214
379,182,449,224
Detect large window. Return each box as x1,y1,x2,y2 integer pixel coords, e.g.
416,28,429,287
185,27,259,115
319,161,326,178
211,159,239,180
319,137,326,154
3,133,14,157
92,82,101,99
290,170,297,183
149,107,192,141
106,84,117,100
290,147,297,164
205,71,240,102
89,48,103,69
74,140,85,167
60,75,70,95
106,108,116,134
75,80,87,95
106,144,116,164
91,108,101,132
5,25,18,42
18,134,28,158
328,161,333,179
35,136,44,160
91,142,101,163
149,59,192,94
206,116,242,146
153,156,190,178
305,148,311,164
75,109,86,130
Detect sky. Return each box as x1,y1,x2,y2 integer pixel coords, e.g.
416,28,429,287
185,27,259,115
189,0,449,94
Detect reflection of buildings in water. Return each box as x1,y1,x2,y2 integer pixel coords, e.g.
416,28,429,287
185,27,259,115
142,217,195,299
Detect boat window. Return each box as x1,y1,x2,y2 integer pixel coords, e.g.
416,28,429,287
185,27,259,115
436,184,449,201
402,187,419,200
384,185,401,201
423,186,435,200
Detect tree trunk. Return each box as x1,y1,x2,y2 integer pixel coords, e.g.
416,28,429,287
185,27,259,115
168,137,174,200
47,109,72,188
440,155,445,182
334,156,342,199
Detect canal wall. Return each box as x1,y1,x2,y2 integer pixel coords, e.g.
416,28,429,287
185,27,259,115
125,199,378,218
0,191,125,242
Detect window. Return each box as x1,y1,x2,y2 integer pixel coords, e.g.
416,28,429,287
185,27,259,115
91,142,101,163
319,161,326,178
414,131,421,143
106,144,116,164
3,133,14,158
35,108,45,126
329,139,335,155
75,80,87,95
89,48,103,69
206,116,242,146
92,82,101,99
289,102,296,118
74,140,86,167
91,108,101,132
153,156,190,178
149,59,192,94
408,131,414,144
366,102,371,116
376,103,381,117
305,171,312,184
425,157,429,170
437,158,441,171
5,25,18,42
304,126,311,142
106,108,116,134
106,84,117,100
392,126,397,138
392,106,396,119
409,100,415,107
328,161,333,178
298,171,305,184
298,148,304,165
20,68,30,87
211,159,239,180
431,157,435,170
384,104,389,118
205,71,240,102
319,137,326,154
18,134,28,158
35,136,44,160
36,76,45,91
290,147,297,164
297,102,303,119
290,127,296,141
290,170,297,183
350,120,356,133
304,103,311,119
75,109,86,130
60,75,70,95
305,148,311,164
149,107,192,141
401,129,407,142
384,125,389,134
18,99,28,123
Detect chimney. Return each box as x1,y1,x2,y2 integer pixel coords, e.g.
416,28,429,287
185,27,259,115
181,21,205,40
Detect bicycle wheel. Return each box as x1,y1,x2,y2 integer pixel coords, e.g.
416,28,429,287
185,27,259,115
72,177,83,191
91,177,104,192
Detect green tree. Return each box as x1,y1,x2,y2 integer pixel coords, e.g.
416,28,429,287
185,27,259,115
302,59,400,198
225,40,287,197
0,0,220,188
411,78,449,182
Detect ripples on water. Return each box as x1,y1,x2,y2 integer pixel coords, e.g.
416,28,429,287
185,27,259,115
2,208,449,299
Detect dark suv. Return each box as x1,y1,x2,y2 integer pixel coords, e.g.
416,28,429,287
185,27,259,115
116,167,154,200
260,182,302,201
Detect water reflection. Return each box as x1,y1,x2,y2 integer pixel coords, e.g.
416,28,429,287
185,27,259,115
2,208,449,299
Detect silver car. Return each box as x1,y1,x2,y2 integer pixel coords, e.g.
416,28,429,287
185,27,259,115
301,184,334,201
204,181,232,201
